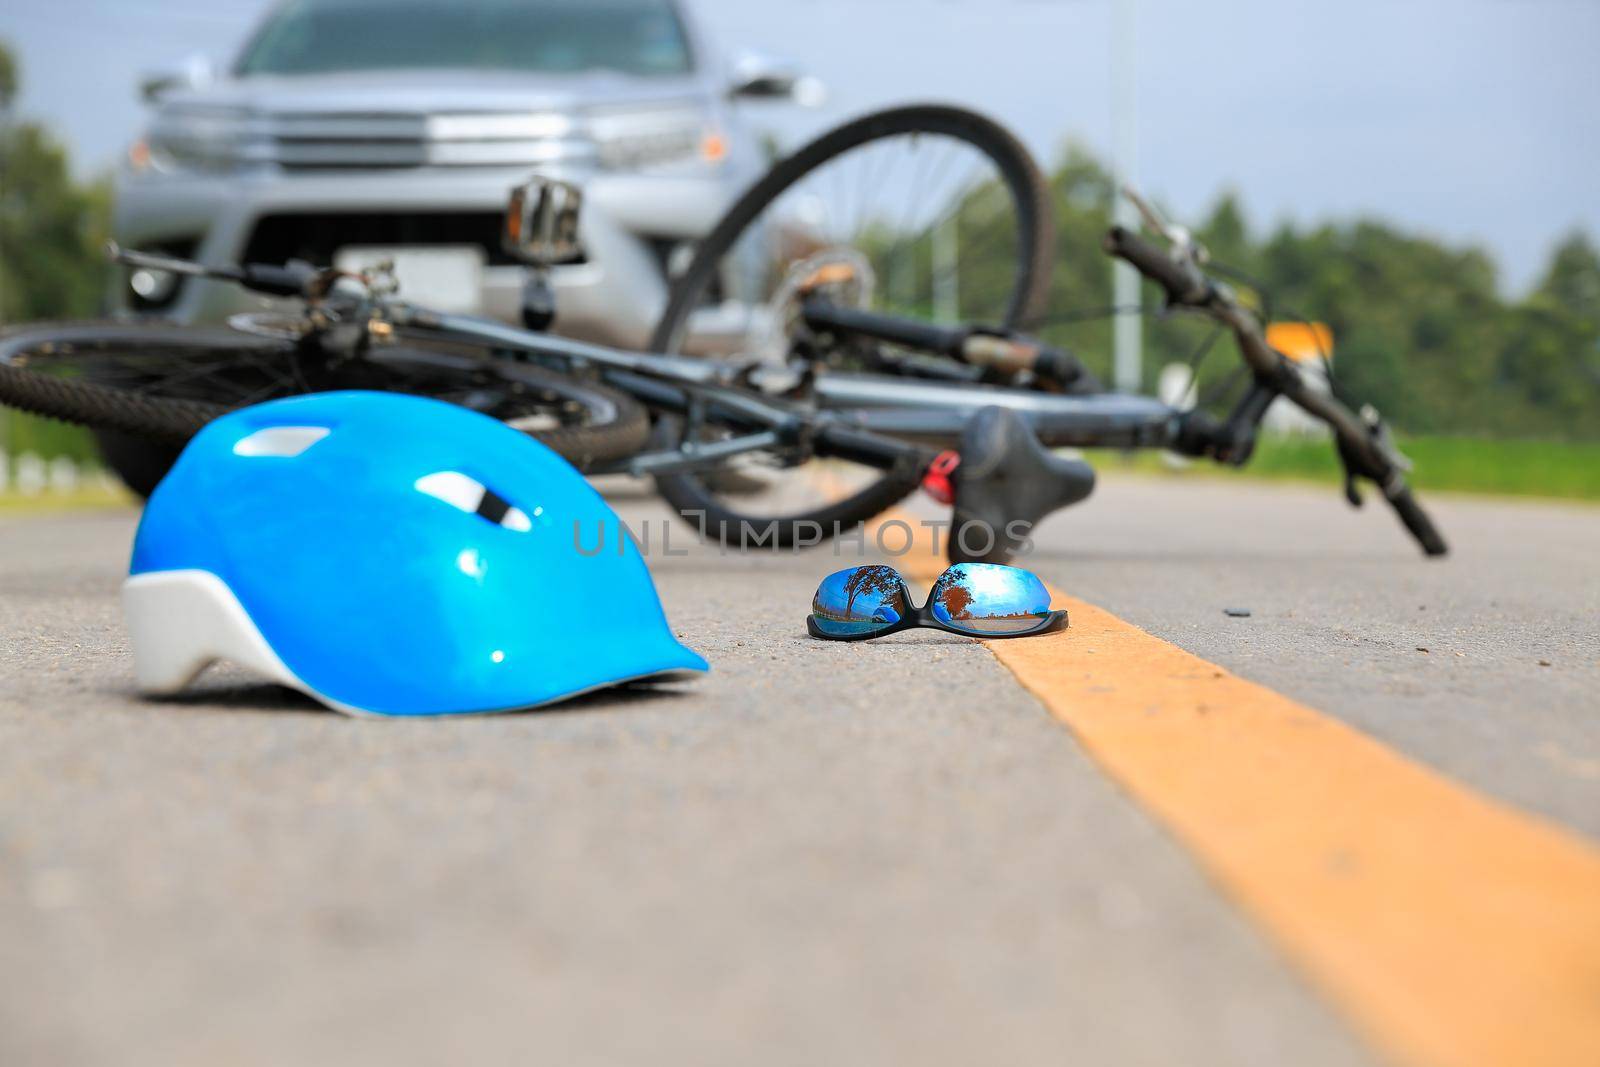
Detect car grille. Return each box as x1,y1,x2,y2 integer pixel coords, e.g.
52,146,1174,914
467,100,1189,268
266,112,593,170
243,212,525,267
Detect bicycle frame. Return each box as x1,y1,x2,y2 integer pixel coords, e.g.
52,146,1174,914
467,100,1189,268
100,213,1445,558
401,303,1274,465
405,238,1428,556
105,242,1349,490
429,169,1440,554
401,304,1195,464
396,306,928,477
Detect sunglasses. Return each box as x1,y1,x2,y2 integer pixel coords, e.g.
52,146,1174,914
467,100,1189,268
807,563,1068,642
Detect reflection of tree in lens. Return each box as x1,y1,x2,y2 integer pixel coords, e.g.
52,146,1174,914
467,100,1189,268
935,565,1049,633
936,575,975,619
844,565,903,619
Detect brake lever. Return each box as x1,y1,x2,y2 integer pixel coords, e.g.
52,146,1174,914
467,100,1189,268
1121,183,1209,266
1333,404,1412,509
109,242,237,282
1121,184,1169,237
108,241,328,300
1335,434,1365,508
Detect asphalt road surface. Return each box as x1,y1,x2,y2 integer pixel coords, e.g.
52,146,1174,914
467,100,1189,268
2,476,1595,1067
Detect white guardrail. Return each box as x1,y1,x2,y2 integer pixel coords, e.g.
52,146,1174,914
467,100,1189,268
0,449,117,497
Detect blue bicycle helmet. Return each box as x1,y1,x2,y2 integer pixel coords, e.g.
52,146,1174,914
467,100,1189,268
124,390,706,716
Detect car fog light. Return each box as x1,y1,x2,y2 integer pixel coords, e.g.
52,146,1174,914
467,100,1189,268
130,267,178,304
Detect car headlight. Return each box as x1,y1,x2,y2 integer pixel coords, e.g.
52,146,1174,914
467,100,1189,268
590,106,724,171
139,105,265,173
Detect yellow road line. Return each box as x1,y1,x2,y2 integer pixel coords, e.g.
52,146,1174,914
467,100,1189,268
892,530,1600,1067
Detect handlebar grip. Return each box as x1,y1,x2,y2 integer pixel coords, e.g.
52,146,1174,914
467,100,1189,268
1385,484,1449,557
1103,226,1207,304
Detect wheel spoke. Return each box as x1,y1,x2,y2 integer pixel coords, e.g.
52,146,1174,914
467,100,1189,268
647,109,1048,520
27,339,301,405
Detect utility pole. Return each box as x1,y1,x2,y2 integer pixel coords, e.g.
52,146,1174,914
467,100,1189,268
1110,0,1141,393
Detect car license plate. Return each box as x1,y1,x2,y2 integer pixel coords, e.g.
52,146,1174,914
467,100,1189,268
334,245,485,314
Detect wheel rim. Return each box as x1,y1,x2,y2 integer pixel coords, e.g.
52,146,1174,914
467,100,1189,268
659,111,1047,523
1,326,609,433
671,128,1039,361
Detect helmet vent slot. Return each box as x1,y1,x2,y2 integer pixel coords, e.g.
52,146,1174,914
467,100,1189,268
414,471,531,531
233,426,330,458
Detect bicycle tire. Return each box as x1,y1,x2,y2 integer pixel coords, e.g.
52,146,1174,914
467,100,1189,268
0,321,650,475
650,103,1055,546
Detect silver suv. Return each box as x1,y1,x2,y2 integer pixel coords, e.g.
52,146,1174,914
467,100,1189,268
114,0,810,349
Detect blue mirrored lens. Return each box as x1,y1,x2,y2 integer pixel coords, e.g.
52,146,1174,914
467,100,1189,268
811,565,909,636
930,563,1052,634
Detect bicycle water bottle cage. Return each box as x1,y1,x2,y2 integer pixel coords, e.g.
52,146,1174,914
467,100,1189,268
950,406,1095,564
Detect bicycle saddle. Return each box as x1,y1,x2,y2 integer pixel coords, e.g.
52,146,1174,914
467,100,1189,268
950,406,1095,563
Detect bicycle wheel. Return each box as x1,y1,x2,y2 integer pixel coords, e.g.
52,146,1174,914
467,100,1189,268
0,321,649,490
650,104,1054,547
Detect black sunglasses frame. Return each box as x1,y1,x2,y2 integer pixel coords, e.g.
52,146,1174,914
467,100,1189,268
805,573,1069,643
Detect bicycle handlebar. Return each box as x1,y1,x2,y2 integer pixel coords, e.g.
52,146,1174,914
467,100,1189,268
111,243,325,299
1386,483,1449,556
1103,224,1448,557
1104,226,1210,305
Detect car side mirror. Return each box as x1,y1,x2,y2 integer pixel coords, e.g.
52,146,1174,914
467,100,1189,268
503,176,584,267
140,54,215,104
727,51,824,105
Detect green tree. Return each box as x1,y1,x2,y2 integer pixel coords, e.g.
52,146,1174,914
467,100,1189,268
1536,232,1600,324
1014,140,1600,441
0,50,111,322
0,41,16,111
1495,233,1600,436
1201,191,1252,271
0,39,110,463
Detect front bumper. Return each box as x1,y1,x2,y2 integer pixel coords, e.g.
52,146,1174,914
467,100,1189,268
113,164,740,351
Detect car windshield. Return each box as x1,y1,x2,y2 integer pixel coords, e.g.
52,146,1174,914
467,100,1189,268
236,0,694,78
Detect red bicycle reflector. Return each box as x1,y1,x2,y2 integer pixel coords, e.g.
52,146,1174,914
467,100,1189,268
922,450,961,504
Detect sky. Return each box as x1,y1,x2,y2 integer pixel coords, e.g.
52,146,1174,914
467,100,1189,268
2,0,1595,293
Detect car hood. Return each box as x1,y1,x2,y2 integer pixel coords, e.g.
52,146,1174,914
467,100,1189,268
163,69,710,116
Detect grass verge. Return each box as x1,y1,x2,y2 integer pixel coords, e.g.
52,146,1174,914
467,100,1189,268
0,483,134,516
1101,435,1600,502
3,438,1595,514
